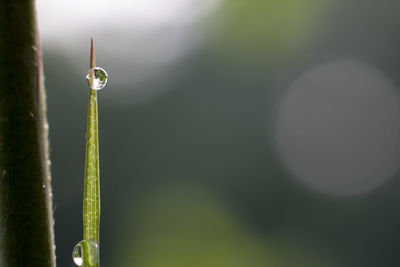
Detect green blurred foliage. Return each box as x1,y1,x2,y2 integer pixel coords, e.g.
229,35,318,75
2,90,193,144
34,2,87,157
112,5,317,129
116,184,329,267
208,0,332,63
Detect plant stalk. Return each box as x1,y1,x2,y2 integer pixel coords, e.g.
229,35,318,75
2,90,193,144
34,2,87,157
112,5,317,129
0,0,56,266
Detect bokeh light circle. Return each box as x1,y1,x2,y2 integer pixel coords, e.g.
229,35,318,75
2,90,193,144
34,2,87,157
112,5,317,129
276,60,400,196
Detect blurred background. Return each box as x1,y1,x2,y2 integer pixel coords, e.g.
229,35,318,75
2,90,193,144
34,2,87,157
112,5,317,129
36,0,400,266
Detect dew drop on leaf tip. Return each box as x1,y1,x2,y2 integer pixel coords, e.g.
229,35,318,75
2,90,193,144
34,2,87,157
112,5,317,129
86,67,108,90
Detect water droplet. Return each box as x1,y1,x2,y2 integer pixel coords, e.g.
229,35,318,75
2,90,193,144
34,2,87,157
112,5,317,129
72,239,99,266
72,242,83,266
86,67,108,90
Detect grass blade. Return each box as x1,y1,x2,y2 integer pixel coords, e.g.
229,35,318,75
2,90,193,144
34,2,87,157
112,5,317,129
83,38,100,267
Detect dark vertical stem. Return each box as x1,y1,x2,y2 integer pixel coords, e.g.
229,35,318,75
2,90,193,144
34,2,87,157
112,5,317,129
0,0,56,266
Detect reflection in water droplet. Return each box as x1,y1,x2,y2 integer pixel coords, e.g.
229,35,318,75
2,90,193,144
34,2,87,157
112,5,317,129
72,242,83,266
72,239,99,266
86,67,108,90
